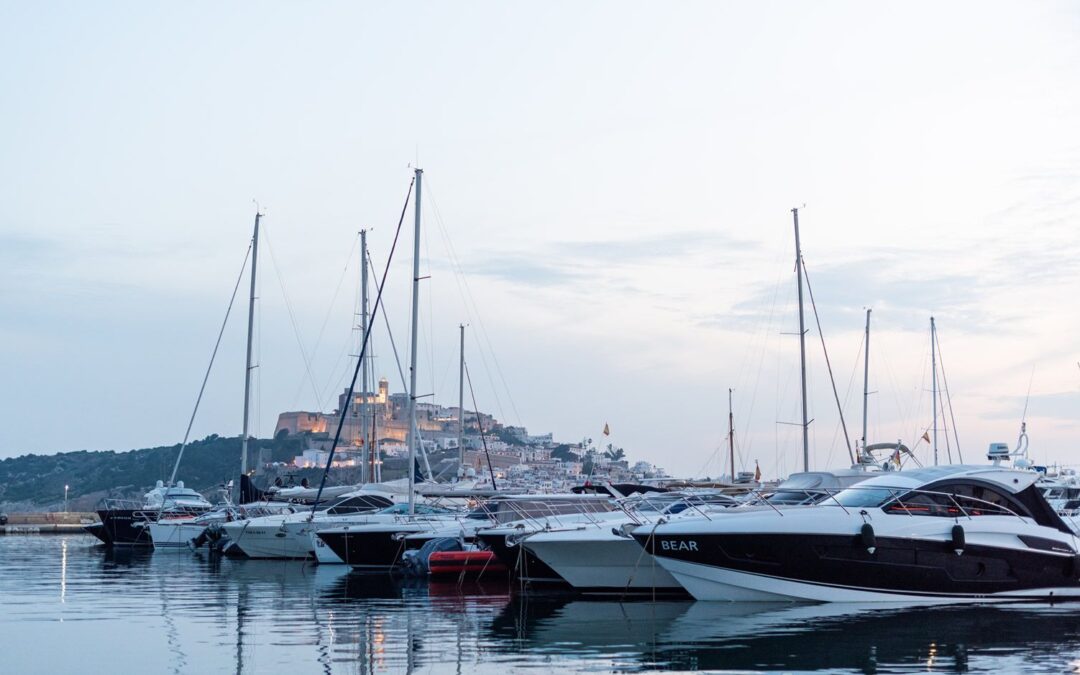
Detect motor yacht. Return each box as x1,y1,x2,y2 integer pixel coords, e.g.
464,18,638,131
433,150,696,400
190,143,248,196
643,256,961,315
523,470,879,594
317,494,617,571
221,490,397,559
636,465,1080,603
84,481,212,546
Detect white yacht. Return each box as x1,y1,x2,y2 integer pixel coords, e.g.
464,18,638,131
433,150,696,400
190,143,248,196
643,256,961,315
85,481,213,546
221,490,398,559
317,493,618,571
148,502,296,550
638,465,1080,603
524,471,878,594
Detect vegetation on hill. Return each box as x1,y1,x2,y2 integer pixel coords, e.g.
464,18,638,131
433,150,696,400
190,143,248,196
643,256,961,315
0,434,304,507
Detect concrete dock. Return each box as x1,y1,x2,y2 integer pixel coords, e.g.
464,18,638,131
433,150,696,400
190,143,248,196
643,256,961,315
0,513,98,535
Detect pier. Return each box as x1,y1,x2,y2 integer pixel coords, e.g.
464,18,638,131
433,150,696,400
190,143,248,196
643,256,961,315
0,512,97,535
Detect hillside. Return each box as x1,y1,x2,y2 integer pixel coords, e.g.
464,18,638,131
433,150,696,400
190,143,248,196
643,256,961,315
0,434,304,509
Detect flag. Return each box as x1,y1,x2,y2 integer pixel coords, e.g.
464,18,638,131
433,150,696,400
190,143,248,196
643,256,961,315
921,431,931,444
414,459,425,484
893,448,902,467
602,423,610,436
754,461,761,482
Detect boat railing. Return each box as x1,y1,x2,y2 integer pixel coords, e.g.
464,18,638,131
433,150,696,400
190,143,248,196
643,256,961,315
131,504,211,522
100,499,143,511
737,485,1030,523
494,499,612,531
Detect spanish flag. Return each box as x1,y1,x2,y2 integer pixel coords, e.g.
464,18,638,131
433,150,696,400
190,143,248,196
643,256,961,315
603,423,610,436
754,461,761,482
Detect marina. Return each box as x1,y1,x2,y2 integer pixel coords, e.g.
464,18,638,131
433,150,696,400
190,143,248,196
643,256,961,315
5,3,1080,673
5,534,1080,673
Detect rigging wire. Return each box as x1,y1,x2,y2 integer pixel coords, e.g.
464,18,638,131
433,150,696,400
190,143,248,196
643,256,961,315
288,231,360,410
261,225,322,407
425,179,522,427
733,232,791,477
311,177,414,514
166,243,252,487
801,263,855,464
464,359,498,490
366,248,430,459
933,324,963,463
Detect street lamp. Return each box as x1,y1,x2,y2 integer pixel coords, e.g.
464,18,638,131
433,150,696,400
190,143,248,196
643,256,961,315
64,485,69,513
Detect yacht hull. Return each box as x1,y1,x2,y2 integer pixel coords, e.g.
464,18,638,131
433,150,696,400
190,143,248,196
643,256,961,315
316,527,424,569
476,532,566,584
525,535,682,592
640,531,1080,603
224,520,315,559
94,509,153,547
149,521,209,550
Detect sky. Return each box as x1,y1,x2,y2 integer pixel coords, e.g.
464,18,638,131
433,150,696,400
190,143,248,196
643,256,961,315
2,1,1080,480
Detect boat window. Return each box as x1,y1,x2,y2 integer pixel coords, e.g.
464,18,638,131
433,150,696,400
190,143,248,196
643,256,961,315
664,495,737,513
882,491,955,516
325,495,394,515
882,482,1023,517
414,504,455,515
829,487,902,507
765,490,822,505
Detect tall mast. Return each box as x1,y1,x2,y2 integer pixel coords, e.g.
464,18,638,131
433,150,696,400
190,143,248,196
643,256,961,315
861,308,871,456
931,316,938,466
458,324,466,477
359,229,370,483
728,388,735,482
240,211,260,476
792,208,810,472
406,168,423,514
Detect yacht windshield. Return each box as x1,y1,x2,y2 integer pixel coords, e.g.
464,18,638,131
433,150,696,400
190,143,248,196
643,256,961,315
828,487,905,508
765,490,821,505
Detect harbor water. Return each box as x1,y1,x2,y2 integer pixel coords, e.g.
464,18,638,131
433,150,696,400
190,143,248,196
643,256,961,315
4,535,1080,673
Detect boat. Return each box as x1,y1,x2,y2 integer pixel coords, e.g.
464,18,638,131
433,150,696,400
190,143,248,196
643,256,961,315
316,493,617,571
219,489,400,559
428,549,506,579
474,493,623,584
636,464,1080,603
85,481,212,546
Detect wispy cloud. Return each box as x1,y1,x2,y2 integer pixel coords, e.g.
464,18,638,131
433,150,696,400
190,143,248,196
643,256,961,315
461,230,757,291
468,256,585,286
981,390,1080,424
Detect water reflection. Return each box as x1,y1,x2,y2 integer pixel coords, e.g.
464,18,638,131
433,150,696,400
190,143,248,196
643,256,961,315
3,536,1080,673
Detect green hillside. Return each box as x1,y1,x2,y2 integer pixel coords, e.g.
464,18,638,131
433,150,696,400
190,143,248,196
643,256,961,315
0,435,304,506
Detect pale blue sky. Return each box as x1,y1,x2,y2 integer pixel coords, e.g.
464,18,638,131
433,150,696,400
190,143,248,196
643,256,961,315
2,2,1079,478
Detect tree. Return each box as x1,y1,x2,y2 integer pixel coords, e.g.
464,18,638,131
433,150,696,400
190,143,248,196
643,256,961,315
604,445,626,461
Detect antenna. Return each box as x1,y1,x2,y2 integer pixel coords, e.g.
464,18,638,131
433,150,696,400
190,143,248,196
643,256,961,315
1021,365,1035,423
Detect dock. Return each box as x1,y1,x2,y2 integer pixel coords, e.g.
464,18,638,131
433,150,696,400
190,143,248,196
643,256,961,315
0,513,98,535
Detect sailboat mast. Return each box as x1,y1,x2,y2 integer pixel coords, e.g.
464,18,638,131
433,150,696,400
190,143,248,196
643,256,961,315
862,308,871,455
792,208,810,472
458,324,465,476
406,168,423,514
728,388,735,482
240,212,260,476
931,316,938,466
359,229,370,483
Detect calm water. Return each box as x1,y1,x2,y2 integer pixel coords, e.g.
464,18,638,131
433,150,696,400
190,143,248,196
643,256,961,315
4,536,1080,674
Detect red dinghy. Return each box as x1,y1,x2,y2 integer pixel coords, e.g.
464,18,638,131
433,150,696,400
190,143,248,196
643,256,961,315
428,550,507,579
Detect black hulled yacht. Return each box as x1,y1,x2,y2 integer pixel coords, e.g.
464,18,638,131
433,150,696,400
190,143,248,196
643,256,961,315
636,465,1080,603
85,481,212,546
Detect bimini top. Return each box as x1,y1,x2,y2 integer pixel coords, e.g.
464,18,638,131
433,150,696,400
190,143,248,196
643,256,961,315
834,464,1041,495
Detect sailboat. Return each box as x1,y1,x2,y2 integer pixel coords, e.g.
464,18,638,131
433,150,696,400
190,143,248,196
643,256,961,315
150,213,292,550
86,214,269,548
